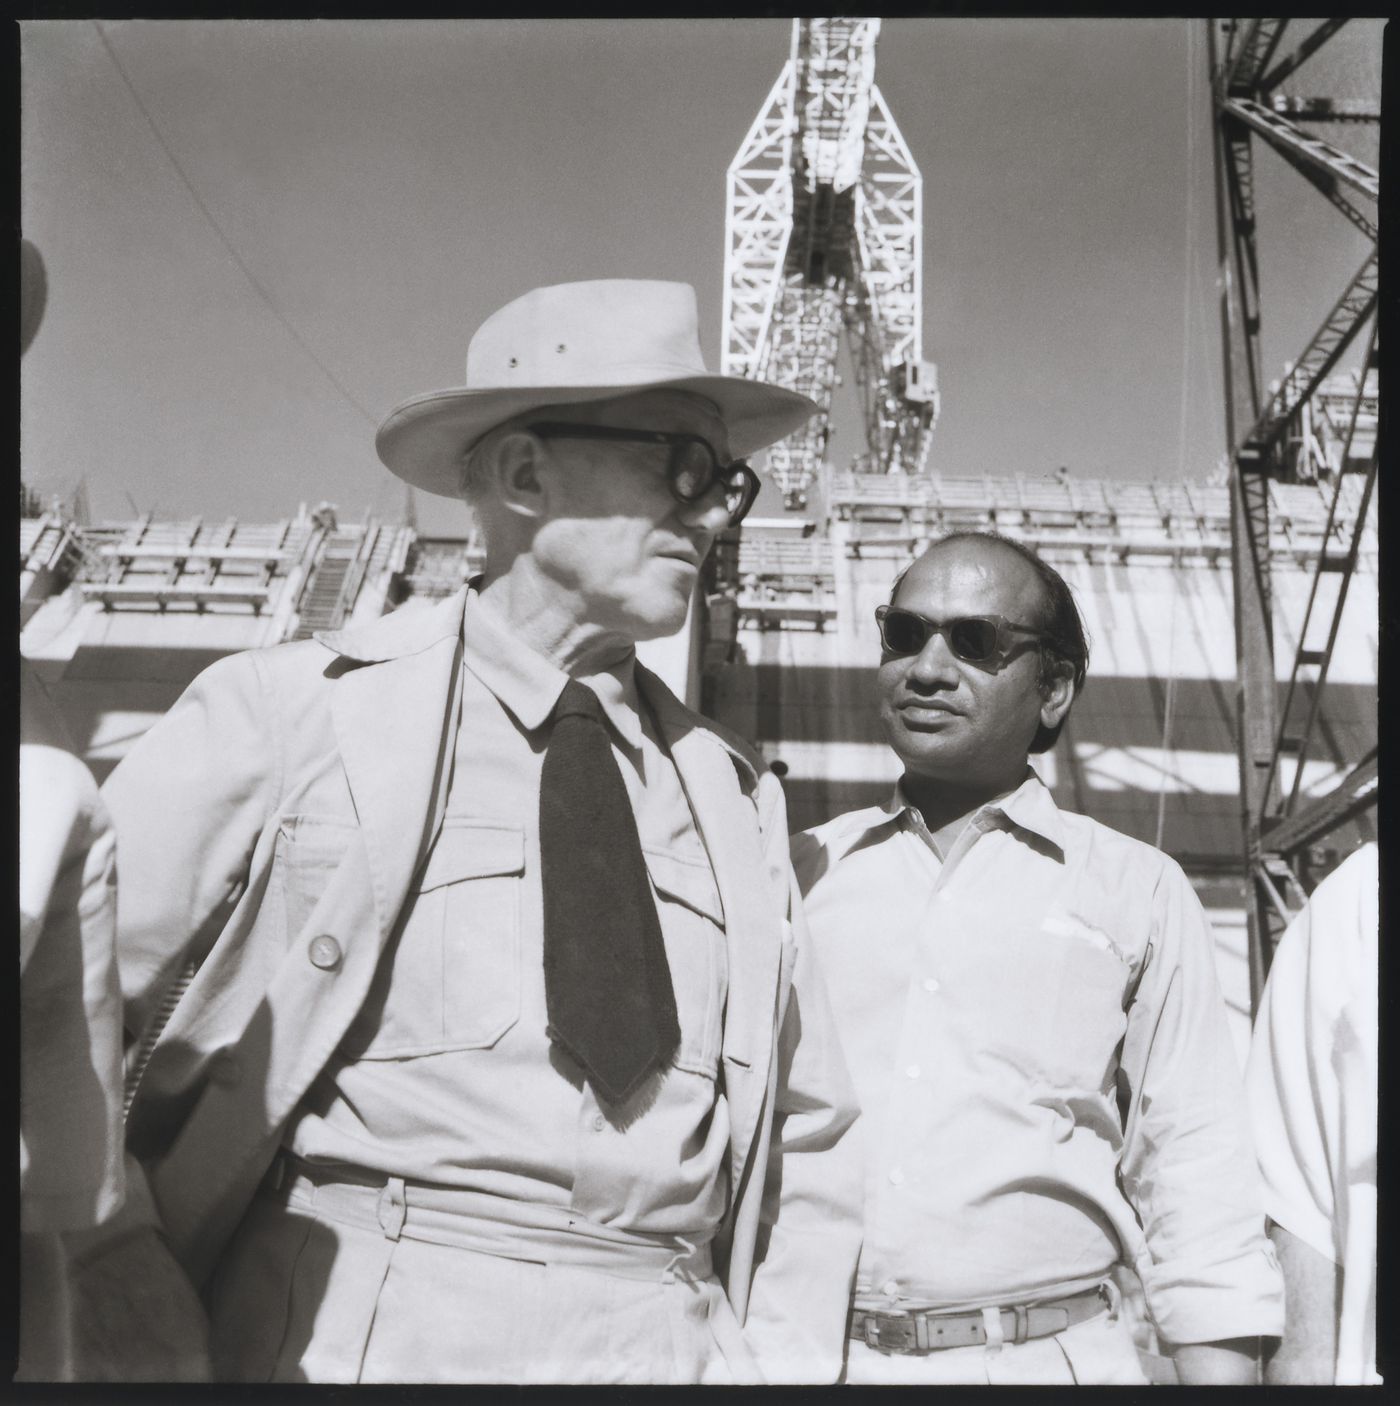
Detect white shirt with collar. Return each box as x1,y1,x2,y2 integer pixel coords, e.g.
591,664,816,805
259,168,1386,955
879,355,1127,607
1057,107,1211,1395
792,769,1284,1348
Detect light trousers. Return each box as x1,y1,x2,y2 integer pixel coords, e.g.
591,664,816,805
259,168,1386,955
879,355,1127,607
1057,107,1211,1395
206,1177,757,1384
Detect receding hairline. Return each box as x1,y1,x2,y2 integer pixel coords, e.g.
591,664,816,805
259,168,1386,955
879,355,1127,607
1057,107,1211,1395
895,534,1049,613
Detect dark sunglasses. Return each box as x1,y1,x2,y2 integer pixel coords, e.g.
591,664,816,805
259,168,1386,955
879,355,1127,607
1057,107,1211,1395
874,604,1050,669
527,422,761,528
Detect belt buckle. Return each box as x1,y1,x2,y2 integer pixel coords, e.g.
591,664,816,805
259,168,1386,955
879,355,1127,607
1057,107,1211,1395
869,1314,917,1352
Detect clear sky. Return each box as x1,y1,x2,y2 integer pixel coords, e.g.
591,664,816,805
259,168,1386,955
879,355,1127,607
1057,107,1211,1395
21,18,1381,537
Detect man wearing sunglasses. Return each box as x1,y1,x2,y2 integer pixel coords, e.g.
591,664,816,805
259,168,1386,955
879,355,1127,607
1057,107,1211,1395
79,280,862,1383
793,532,1283,1385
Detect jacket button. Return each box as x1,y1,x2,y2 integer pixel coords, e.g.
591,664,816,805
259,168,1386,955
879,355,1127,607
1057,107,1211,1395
308,934,342,970
210,1052,240,1087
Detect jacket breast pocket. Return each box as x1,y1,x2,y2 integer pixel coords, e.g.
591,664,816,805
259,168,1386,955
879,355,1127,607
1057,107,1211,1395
345,820,525,1059
643,846,725,1080
278,815,359,943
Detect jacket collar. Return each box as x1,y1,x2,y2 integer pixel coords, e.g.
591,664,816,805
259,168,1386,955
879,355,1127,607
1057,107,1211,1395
636,662,759,789
634,660,777,1124
320,584,645,750
317,586,468,663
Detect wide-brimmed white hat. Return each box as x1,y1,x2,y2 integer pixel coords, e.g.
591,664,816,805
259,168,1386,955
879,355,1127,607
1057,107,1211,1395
376,279,817,498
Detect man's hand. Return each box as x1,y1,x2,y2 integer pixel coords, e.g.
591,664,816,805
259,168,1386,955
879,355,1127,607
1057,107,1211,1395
1170,1337,1260,1385
65,1225,212,1382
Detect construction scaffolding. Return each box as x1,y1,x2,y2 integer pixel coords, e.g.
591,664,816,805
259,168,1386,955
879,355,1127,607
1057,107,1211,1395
1207,18,1379,1009
19,502,425,781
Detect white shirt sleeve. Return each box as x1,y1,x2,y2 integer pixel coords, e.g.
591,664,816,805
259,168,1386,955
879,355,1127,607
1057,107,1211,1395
1244,844,1379,1384
1245,849,1373,1264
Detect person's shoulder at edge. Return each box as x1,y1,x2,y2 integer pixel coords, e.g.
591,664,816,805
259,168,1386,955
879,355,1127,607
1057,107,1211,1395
789,801,899,897
1309,840,1377,912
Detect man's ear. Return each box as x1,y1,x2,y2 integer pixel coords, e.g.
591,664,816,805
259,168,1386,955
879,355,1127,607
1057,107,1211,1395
1039,660,1076,733
493,431,547,521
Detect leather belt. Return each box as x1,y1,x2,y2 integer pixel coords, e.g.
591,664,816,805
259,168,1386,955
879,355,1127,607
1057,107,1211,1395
851,1284,1109,1354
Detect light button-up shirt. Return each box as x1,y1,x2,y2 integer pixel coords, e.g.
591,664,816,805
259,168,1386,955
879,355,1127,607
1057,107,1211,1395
288,589,730,1240
793,771,1284,1347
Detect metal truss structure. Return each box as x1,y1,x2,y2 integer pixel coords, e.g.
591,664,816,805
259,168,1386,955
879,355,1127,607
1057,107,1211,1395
722,19,938,509
1208,18,1379,1009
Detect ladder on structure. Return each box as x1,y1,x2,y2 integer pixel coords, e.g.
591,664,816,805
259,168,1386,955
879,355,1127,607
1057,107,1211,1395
293,525,376,638
21,514,70,580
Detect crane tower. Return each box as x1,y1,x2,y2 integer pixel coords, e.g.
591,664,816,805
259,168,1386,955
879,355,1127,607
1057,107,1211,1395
1208,18,1379,1006
722,18,938,510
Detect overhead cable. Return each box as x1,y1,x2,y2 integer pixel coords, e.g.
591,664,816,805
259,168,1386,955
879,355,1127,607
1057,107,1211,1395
91,21,378,428
1157,19,1198,851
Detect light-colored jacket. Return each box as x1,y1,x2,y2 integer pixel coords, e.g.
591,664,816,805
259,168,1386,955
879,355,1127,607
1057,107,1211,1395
102,588,862,1381
20,659,126,1236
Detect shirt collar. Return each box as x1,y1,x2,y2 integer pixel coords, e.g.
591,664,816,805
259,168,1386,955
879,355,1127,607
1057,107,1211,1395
988,768,1067,853
462,586,644,750
885,765,1067,856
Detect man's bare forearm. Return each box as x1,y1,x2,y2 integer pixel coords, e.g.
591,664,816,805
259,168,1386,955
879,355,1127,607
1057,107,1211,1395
1264,1222,1339,1384
64,1223,212,1381
1171,1338,1260,1385
60,1156,212,1382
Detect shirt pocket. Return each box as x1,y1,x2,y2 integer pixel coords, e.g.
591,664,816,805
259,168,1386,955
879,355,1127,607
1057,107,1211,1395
344,819,525,1060
643,846,725,1080
977,920,1131,1093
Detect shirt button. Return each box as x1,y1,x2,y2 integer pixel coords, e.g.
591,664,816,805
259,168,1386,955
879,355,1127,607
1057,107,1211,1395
308,935,342,970
888,1167,905,1186
592,1114,606,1133
905,1064,920,1079
923,977,941,993
883,1279,899,1297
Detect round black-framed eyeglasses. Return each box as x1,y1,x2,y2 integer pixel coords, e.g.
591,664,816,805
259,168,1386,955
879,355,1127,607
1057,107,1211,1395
528,421,761,528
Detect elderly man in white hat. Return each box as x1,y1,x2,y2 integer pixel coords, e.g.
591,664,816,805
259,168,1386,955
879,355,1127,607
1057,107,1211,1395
78,280,862,1384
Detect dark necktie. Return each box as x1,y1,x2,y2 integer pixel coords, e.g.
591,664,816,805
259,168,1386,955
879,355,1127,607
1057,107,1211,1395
540,678,680,1104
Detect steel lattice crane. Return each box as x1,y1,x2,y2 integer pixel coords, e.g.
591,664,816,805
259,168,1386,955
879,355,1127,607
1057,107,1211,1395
722,18,938,510
1208,18,1379,1009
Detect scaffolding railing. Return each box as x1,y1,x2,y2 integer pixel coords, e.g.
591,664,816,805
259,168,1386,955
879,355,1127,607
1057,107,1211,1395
76,517,308,614
825,472,1373,564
